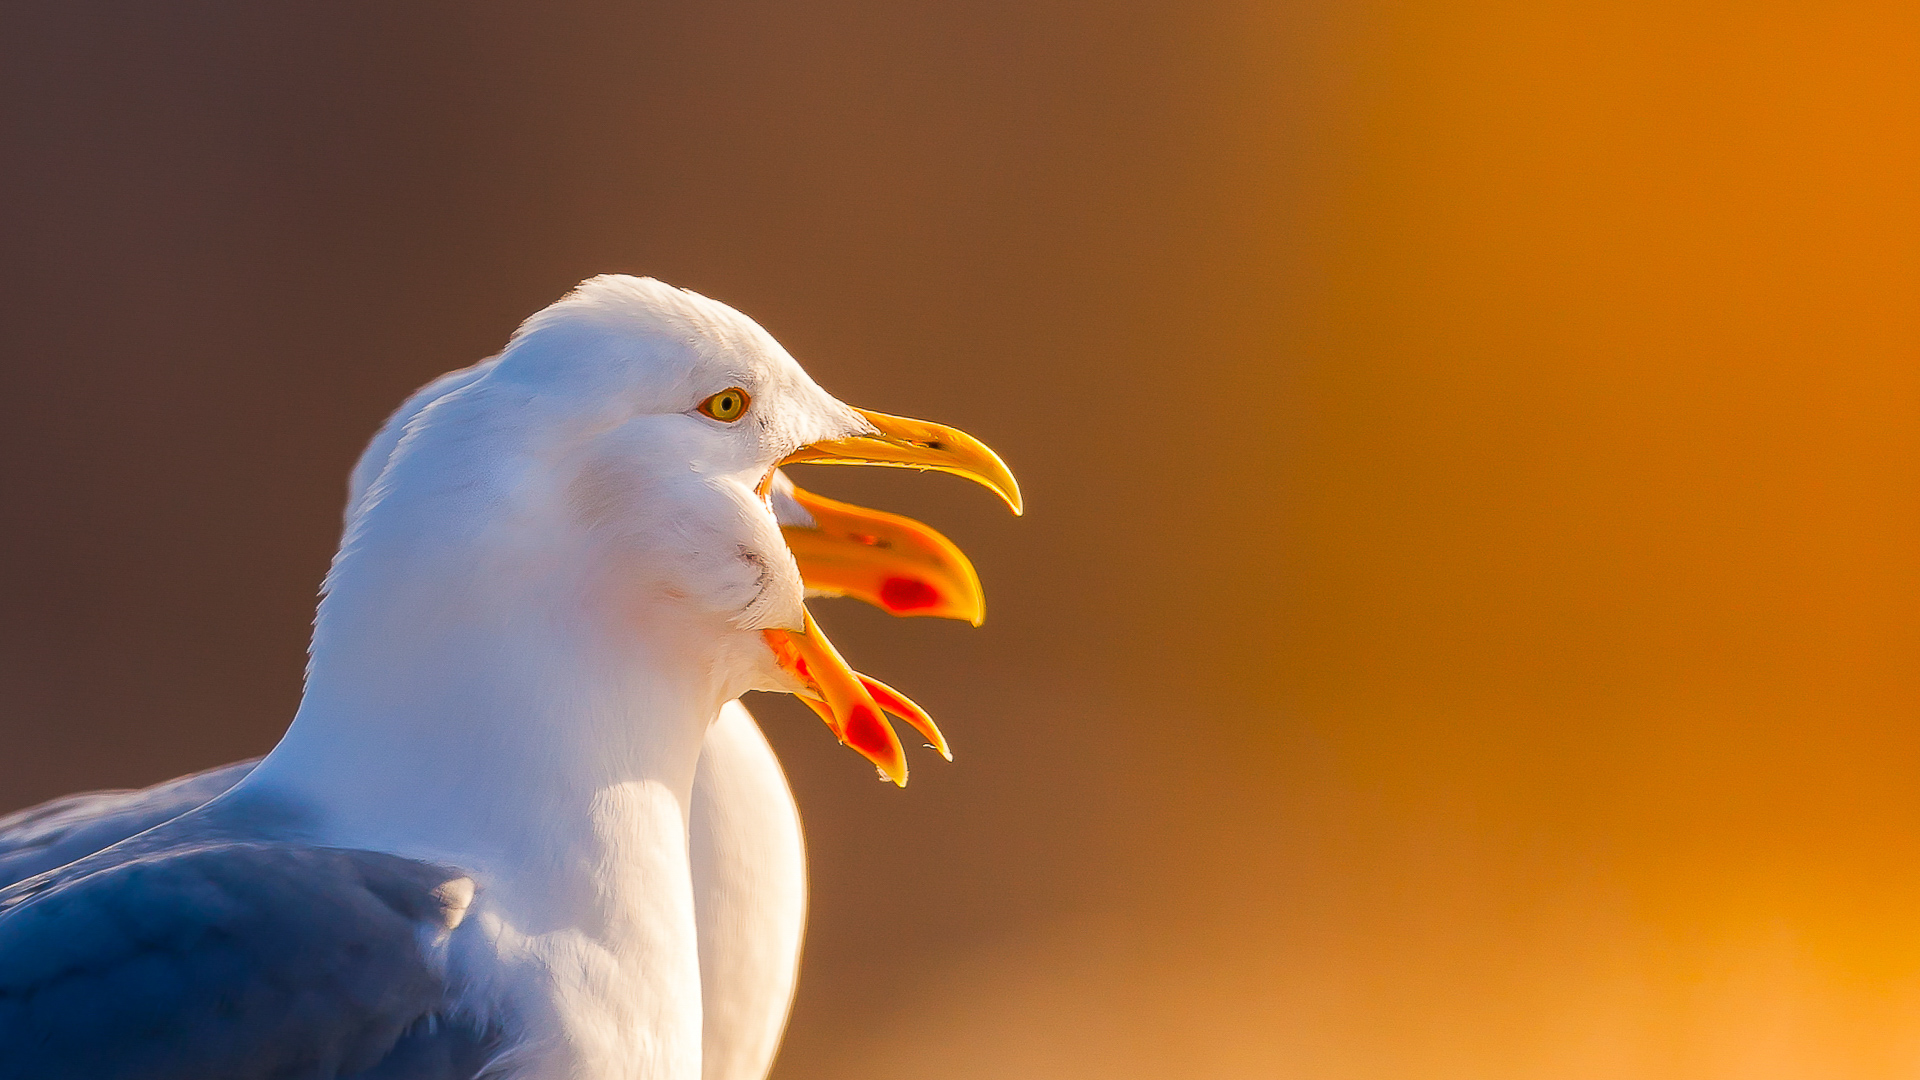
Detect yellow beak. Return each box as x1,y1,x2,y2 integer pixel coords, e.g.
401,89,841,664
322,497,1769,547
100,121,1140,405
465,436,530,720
782,482,987,626
764,406,1022,786
780,408,1024,516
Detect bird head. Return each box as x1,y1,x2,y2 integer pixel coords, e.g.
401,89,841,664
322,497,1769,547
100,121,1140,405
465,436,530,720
359,276,1020,785
474,276,872,643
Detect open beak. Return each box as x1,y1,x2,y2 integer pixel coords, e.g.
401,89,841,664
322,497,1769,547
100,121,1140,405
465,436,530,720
764,407,1020,785
781,481,986,625
779,408,1024,516
764,611,946,786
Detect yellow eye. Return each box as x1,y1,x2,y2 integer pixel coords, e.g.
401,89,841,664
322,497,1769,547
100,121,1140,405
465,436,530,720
698,387,751,422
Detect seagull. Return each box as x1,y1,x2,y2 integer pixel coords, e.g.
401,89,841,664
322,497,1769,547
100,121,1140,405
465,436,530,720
0,276,1020,1080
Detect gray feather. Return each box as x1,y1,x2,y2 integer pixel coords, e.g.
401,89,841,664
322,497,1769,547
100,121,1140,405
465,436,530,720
0,781,495,1079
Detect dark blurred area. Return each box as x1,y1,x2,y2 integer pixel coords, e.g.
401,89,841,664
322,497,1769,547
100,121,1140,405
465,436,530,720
4,2,1919,1076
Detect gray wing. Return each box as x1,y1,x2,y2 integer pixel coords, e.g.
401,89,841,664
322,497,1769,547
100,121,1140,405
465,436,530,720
0,759,257,889
0,841,495,1080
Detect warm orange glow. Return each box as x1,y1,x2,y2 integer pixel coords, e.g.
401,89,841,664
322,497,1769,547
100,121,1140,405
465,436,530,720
6,2,1918,1077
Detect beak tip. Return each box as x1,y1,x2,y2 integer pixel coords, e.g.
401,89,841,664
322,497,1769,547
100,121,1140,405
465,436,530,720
995,481,1025,517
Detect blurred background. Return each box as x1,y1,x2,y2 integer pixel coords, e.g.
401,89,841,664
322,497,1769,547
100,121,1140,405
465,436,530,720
3,2,1918,1076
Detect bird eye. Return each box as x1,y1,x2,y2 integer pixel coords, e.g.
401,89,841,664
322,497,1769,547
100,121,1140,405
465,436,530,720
698,387,751,423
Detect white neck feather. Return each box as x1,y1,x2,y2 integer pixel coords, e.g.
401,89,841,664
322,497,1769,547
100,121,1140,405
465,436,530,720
238,392,736,1078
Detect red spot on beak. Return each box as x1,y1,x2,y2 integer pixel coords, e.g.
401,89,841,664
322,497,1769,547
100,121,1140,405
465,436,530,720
843,705,895,757
880,576,941,613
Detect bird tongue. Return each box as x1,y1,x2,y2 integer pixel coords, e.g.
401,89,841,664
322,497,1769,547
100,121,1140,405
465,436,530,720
762,609,948,786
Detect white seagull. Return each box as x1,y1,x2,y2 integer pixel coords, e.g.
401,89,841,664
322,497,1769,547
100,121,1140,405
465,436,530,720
0,276,1020,1080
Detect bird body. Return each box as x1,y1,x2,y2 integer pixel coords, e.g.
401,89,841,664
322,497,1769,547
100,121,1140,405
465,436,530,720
219,292,790,1076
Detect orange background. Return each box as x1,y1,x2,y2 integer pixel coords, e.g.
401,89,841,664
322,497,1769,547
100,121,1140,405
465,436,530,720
3,2,1919,1076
